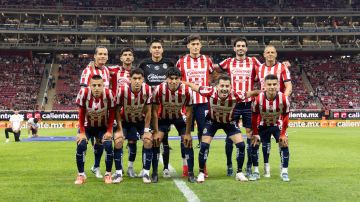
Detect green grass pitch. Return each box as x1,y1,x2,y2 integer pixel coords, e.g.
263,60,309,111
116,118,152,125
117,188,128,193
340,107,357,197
0,127,359,201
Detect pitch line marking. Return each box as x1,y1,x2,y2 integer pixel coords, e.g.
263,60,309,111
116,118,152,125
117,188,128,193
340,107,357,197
160,157,200,202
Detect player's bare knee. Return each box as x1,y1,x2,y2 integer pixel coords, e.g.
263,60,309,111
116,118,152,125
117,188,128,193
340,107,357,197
143,137,153,148
114,137,124,149
201,136,212,144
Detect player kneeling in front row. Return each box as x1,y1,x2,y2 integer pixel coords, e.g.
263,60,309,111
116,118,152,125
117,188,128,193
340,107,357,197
249,74,291,182
114,68,153,184
184,75,259,183
152,67,196,183
74,75,116,185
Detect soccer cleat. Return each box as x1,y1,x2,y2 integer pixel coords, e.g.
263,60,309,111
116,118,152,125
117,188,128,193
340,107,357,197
5,139,9,143
197,172,205,183
127,167,137,178
151,173,159,183
74,174,86,185
249,172,260,181
246,166,252,177
264,164,271,178
188,172,196,183
281,173,290,182
137,169,144,178
112,173,123,184
182,165,188,177
104,173,112,184
143,174,151,184
204,166,209,178
91,166,103,179
227,166,234,176
235,172,249,182
163,169,171,178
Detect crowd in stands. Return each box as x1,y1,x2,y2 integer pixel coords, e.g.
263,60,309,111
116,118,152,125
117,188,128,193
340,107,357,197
0,55,45,110
301,55,360,109
0,0,356,10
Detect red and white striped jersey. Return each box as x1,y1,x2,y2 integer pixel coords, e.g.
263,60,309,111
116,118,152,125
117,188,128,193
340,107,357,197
255,62,291,93
108,65,131,94
80,64,110,88
176,54,214,104
219,57,260,102
153,82,193,120
198,86,245,123
116,83,152,123
76,87,115,127
252,92,290,127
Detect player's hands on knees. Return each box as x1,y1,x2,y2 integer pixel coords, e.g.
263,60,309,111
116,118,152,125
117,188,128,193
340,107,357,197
183,134,193,148
153,131,161,147
251,135,260,146
76,132,87,145
103,131,113,142
279,135,288,147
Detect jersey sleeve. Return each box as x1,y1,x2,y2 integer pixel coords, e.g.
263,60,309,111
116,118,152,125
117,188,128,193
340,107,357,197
80,68,89,87
207,56,214,73
116,86,124,106
107,89,116,109
152,85,161,105
235,91,246,102
145,85,153,105
252,95,260,113
282,65,292,82
198,86,214,97
283,95,290,114
185,87,193,106
219,58,230,70
76,88,87,108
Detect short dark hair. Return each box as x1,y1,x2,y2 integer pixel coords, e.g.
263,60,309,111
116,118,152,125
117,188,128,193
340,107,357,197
217,75,231,84
187,35,201,44
120,47,134,56
13,108,18,111
34,118,38,123
130,68,144,77
91,75,103,80
150,39,163,47
264,74,278,81
233,38,248,47
166,67,182,78
95,46,108,54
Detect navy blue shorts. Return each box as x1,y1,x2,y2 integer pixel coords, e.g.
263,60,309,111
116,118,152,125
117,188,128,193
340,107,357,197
258,126,280,144
122,121,144,141
31,128,38,135
203,117,241,138
232,101,252,129
191,103,208,135
159,118,186,136
85,127,107,140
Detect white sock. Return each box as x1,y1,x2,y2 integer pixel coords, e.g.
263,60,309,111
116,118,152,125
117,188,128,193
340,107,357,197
116,170,123,175
254,166,259,173
128,161,134,168
182,158,187,166
79,172,85,176
105,171,111,176
265,163,270,169
143,169,150,176
281,168,288,174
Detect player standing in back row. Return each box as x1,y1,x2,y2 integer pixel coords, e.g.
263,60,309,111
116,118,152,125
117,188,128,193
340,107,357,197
79,46,111,180
138,39,175,178
176,35,214,177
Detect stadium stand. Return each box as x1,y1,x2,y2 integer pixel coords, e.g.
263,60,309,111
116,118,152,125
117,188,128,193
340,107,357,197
0,55,45,110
